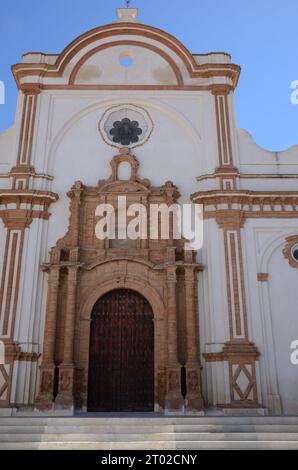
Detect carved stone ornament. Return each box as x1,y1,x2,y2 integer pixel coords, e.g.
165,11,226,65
99,104,153,149
283,235,298,268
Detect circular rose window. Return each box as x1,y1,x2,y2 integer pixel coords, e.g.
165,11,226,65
99,104,153,149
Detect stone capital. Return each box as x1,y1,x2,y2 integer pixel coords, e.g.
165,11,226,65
20,83,41,95
0,209,33,229
215,210,246,229
211,84,234,96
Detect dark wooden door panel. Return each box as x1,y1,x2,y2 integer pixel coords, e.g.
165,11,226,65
88,289,154,412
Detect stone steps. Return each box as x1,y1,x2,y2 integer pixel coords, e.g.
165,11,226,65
1,441,298,450
1,416,298,450
2,416,298,424
3,424,298,433
2,432,298,442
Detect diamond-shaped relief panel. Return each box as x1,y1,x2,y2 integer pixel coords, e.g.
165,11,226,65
236,369,250,394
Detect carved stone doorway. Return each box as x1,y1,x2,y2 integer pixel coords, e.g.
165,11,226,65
36,149,204,415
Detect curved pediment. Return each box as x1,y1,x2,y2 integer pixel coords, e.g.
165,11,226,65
13,22,240,90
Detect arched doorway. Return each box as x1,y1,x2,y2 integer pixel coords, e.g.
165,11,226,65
87,289,154,411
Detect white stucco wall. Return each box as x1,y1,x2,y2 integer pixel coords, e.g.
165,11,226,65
0,24,298,412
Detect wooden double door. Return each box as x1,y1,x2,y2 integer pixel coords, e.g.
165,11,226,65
88,289,154,412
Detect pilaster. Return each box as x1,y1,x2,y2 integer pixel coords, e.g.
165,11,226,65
35,266,60,408
55,266,79,408
164,266,184,413
184,267,204,413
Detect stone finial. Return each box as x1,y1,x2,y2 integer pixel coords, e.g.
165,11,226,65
116,8,139,22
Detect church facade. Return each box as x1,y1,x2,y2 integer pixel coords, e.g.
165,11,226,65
0,9,298,416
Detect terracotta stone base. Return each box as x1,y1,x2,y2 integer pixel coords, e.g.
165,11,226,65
54,364,75,408
185,394,204,414
185,364,204,413
164,366,184,414
34,400,54,412
35,364,55,410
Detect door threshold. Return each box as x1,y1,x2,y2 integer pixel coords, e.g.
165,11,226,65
75,411,163,417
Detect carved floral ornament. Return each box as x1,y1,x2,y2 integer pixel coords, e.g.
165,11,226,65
99,104,153,149
283,235,298,268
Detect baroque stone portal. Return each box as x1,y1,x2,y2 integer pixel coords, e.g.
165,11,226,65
36,148,204,414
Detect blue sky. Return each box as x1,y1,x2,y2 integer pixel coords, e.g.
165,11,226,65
0,0,297,151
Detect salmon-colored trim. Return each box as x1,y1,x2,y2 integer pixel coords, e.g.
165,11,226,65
203,349,259,362
16,95,27,165
196,172,298,182
237,229,248,338
191,189,298,200
11,230,25,338
0,189,58,205
2,232,18,336
218,216,258,405
0,191,58,343
25,84,231,92
26,94,38,165
0,167,53,182
219,96,228,164
12,24,240,88
204,211,298,220
16,93,38,167
224,94,233,164
21,95,33,164
214,92,233,168
223,231,233,339
0,230,11,328
230,232,242,336
223,227,248,340
69,40,183,86
214,94,223,166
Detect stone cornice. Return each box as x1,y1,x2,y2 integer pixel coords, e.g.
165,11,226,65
0,189,58,205
191,190,298,222
0,166,54,182
196,172,298,182
191,189,298,202
0,190,59,228
191,190,298,213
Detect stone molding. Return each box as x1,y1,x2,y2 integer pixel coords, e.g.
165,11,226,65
283,235,298,269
